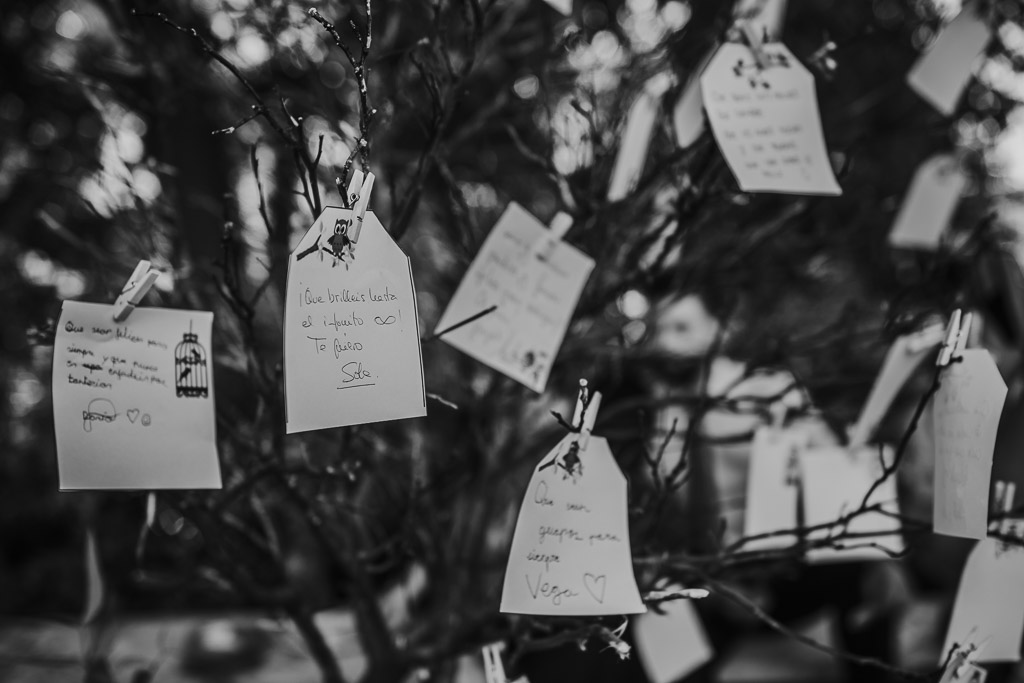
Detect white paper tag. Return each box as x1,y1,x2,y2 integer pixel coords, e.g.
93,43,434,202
634,597,713,683
434,203,594,393
53,301,221,490
701,42,841,195
933,349,1007,539
673,50,715,149
543,0,572,15
284,208,426,433
608,73,672,200
907,5,992,116
500,433,645,615
888,155,967,250
742,426,802,551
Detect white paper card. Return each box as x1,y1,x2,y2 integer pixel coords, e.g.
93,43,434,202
500,433,645,615
543,0,572,15
943,537,1024,663
888,155,967,250
53,301,221,489
701,42,841,195
673,51,714,148
802,445,903,562
907,5,992,117
608,73,672,201
742,427,802,551
634,597,713,683
933,349,1007,539
284,208,426,433
434,203,594,393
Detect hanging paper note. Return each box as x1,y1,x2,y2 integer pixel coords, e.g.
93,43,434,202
284,208,426,433
52,301,221,489
801,445,903,562
942,537,1024,663
634,596,713,683
907,5,992,117
608,73,673,201
500,433,645,615
848,325,945,447
700,42,841,195
933,349,1007,539
742,427,803,552
543,0,572,15
434,203,594,393
673,50,715,149
888,155,967,250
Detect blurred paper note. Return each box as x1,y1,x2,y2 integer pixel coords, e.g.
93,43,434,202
743,427,803,552
888,155,966,250
284,208,426,433
802,445,903,562
634,597,713,683
907,5,991,116
849,325,945,447
53,301,220,489
701,42,840,195
543,0,572,15
933,349,1006,539
673,51,714,148
942,537,1024,663
435,203,594,393
501,433,645,615
608,73,672,201
82,527,104,624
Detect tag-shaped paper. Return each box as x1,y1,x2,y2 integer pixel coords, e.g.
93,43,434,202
942,537,1024,663
673,50,714,148
802,445,903,562
742,427,802,552
608,73,672,201
543,0,572,15
500,433,645,615
701,42,841,195
434,203,594,393
907,5,992,117
848,326,945,447
634,597,713,683
933,350,1007,539
53,301,220,489
888,155,967,250
284,208,426,433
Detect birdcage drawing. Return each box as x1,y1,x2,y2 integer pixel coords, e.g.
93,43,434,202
174,323,208,398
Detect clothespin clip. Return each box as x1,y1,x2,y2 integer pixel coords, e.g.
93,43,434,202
535,212,573,262
990,480,1017,539
113,260,160,323
571,379,603,452
936,309,972,367
482,642,522,683
348,170,375,246
940,643,987,683
738,20,770,71
322,171,376,263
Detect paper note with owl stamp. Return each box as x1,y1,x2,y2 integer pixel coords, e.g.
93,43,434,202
52,301,220,490
434,203,594,393
284,207,427,433
500,431,645,616
701,41,841,195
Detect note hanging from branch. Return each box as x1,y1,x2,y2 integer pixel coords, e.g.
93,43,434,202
742,426,803,552
888,155,967,250
608,73,672,201
933,349,1006,539
284,207,426,433
673,50,715,149
701,41,840,196
801,445,903,562
434,203,594,393
500,433,645,615
907,4,992,117
634,595,713,683
53,301,221,489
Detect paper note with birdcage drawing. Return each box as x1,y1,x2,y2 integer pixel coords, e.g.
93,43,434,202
52,301,221,490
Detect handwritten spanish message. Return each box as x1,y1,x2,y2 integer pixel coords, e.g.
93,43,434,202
888,155,966,250
53,301,220,490
907,5,992,117
943,536,1024,664
500,433,645,616
285,208,426,433
802,445,903,562
434,203,594,393
701,42,841,196
933,349,1007,539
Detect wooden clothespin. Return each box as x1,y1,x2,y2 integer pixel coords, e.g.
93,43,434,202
113,260,160,323
991,480,1017,538
482,642,508,683
571,378,603,451
939,643,987,683
323,171,376,261
937,309,973,367
349,170,375,246
535,212,573,262
739,20,770,70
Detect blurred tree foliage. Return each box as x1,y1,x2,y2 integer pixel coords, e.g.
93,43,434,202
4,0,1024,681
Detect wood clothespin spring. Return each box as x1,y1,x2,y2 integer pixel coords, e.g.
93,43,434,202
937,309,972,367
571,378,602,452
113,260,160,323
739,20,771,71
324,170,376,262
535,212,573,262
482,643,508,683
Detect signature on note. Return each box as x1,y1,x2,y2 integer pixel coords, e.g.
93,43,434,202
82,398,118,433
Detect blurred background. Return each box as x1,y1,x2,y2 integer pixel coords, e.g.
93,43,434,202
5,0,1024,681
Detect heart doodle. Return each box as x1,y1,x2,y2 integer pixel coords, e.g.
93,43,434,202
583,573,607,604
126,409,140,424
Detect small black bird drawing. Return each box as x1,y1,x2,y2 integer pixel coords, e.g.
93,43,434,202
179,367,192,382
